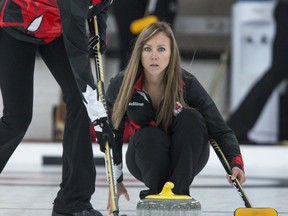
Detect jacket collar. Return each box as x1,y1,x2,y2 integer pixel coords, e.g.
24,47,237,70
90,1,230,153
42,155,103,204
134,72,144,91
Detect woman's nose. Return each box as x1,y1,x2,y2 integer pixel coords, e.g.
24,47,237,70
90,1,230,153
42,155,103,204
151,50,158,59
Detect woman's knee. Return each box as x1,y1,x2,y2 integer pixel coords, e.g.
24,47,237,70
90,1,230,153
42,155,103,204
172,109,207,134
176,109,204,125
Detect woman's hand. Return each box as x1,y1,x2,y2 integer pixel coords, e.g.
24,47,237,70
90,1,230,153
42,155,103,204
107,182,130,215
226,166,246,184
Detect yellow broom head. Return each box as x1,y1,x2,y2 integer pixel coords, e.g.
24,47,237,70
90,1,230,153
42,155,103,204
235,207,278,216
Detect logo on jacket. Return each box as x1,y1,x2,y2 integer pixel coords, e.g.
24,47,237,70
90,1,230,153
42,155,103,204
129,102,144,106
27,15,44,32
174,101,183,116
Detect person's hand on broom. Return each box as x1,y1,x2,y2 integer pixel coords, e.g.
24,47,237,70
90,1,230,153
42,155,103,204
226,166,246,184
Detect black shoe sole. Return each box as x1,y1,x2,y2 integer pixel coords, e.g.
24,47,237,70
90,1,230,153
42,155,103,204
52,209,103,216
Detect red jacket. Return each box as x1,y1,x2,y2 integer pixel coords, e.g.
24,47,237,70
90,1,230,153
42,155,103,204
0,0,103,44
0,0,61,43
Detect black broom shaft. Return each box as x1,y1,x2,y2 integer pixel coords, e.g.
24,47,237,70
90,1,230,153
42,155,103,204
209,138,252,208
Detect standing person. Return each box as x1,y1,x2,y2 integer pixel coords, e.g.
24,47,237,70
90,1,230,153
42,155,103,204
0,0,114,216
105,22,246,206
111,0,178,70
227,0,288,144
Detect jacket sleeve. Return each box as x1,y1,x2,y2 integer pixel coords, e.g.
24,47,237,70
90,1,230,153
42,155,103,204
96,6,108,54
183,70,244,171
56,0,108,123
106,72,126,166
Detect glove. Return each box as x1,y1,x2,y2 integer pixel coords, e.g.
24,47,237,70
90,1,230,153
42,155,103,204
87,1,108,54
88,0,112,18
94,117,115,152
87,24,106,55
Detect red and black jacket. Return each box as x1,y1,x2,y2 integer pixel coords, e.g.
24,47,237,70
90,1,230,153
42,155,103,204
0,0,111,114
106,69,244,172
0,0,62,44
0,0,106,44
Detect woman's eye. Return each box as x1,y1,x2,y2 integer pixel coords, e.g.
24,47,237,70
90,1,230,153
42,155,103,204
158,47,165,52
143,47,151,52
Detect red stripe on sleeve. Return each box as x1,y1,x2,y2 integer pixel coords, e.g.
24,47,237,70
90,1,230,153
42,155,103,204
232,155,244,171
91,0,102,4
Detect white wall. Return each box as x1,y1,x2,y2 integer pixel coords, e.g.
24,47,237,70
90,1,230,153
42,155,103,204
0,57,60,141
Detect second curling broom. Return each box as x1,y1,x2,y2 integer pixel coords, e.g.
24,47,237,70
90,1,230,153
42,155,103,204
209,138,277,216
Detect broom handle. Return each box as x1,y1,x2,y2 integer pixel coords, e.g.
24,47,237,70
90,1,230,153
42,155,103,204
92,16,119,216
209,138,252,208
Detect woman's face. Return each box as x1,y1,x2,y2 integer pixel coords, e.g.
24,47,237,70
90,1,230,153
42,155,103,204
141,32,171,78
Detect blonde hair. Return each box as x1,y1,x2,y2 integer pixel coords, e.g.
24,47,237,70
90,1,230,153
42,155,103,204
112,22,188,131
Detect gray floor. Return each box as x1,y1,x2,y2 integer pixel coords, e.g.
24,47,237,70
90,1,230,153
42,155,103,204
0,143,288,216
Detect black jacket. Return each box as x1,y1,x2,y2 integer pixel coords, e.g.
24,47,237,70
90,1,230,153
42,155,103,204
106,69,244,171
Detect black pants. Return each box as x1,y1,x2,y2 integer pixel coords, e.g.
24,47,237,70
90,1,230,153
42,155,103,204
227,1,288,141
111,0,178,70
0,29,96,213
126,109,209,197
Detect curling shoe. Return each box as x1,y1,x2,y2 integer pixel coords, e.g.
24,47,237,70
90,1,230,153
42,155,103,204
52,208,103,216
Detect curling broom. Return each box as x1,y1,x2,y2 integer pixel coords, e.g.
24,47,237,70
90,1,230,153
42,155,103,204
209,138,278,216
90,16,119,216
